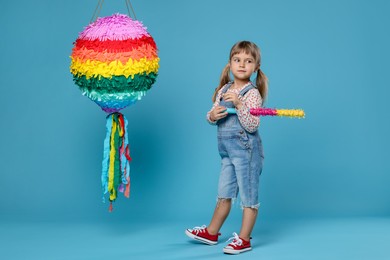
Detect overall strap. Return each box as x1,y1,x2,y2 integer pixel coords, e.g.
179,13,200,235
221,81,256,96
220,82,234,95
239,82,256,97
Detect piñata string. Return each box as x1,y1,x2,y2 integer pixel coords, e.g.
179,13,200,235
90,0,104,23
91,0,137,23
125,0,137,19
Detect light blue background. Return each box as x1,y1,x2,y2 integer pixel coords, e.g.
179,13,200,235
1,0,389,226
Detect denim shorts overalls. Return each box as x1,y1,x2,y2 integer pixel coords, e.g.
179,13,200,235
217,82,264,209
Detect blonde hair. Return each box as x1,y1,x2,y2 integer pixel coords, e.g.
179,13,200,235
212,41,268,105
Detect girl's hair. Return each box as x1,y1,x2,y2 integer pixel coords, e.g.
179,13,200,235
212,41,268,105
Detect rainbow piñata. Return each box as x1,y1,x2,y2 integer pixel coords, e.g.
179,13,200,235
70,13,159,113
70,14,159,211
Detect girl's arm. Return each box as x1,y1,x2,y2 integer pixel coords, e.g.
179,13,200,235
236,89,262,133
206,89,223,124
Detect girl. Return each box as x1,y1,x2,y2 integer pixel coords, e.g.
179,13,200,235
185,41,268,255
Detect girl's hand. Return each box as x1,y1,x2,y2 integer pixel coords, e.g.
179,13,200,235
223,93,242,109
210,106,228,122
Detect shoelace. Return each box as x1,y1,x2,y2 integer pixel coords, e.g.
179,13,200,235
192,225,207,235
226,232,242,246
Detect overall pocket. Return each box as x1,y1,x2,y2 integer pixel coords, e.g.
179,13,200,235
238,130,251,150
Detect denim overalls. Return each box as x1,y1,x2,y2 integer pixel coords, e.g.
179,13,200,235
217,82,264,209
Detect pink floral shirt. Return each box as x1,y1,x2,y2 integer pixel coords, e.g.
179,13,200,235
207,83,263,133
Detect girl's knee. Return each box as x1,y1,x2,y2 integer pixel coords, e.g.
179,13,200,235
241,203,260,210
218,198,232,202
216,198,233,207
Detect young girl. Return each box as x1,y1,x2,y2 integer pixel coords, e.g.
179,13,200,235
185,41,267,255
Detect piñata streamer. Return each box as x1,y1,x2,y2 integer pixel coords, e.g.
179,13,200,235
101,113,132,212
70,14,158,211
226,108,305,118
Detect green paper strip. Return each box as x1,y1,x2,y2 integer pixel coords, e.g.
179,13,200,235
73,73,158,94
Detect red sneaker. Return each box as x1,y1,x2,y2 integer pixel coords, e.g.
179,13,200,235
185,225,220,245
223,232,252,254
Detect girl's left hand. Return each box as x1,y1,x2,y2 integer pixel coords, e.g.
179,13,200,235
223,93,242,109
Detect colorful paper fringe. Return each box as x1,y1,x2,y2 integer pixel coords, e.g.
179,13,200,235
227,108,305,118
101,113,132,211
70,14,159,211
70,13,159,113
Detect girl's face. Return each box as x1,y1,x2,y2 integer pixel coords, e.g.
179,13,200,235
230,51,258,81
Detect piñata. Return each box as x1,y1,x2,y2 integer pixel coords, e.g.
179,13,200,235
70,13,159,211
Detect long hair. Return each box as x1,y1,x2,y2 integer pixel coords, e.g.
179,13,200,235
212,41,268,105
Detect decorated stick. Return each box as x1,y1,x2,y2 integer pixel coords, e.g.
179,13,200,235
226,108,305,118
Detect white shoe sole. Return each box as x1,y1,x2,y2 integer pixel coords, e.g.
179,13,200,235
185,230,217,245
223,247,252,254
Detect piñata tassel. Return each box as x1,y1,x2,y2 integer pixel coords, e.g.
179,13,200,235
102,112,132,212
101,115,113,201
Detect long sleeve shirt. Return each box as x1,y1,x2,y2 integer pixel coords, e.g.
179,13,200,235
207,83,262,133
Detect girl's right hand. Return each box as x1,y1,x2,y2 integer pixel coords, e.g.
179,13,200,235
210,106,228,122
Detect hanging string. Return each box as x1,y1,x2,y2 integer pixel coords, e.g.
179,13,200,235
125,0,137,20
90,0,137,23
90,0,105,23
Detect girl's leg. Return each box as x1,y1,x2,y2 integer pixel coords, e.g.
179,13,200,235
239,207,258,241
207,199,232,235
